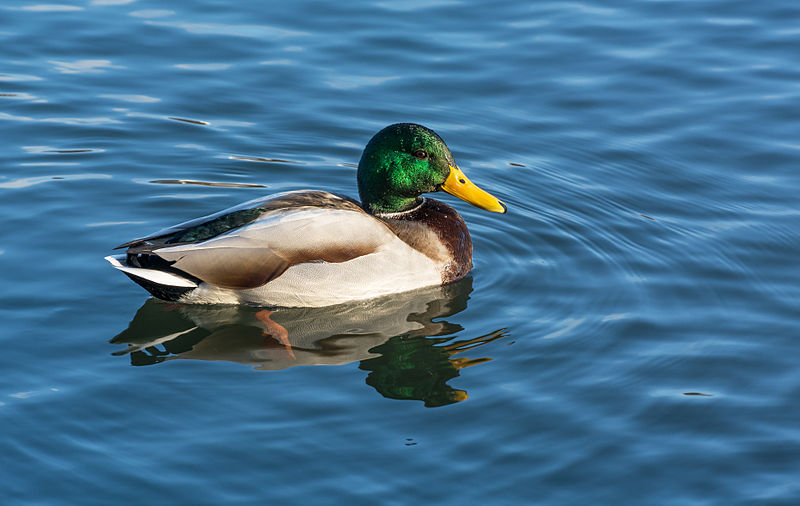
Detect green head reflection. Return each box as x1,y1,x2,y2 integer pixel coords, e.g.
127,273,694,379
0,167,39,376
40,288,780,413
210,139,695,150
360,329,507,408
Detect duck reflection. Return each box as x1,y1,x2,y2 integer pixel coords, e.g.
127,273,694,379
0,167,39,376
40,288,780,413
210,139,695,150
111,277,507,407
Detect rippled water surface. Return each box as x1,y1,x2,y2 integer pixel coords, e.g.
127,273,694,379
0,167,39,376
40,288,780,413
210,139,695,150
2,0,799,503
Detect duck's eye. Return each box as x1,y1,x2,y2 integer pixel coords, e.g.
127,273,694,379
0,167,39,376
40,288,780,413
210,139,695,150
412,149,428,160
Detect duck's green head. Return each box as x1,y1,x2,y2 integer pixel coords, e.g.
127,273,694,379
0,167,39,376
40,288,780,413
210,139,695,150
357,123,506,215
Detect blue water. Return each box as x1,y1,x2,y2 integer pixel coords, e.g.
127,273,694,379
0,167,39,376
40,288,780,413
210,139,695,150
2,0,799,503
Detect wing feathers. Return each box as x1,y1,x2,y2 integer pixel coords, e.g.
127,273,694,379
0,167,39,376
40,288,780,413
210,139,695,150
163,247,290,290
115,190,364,250
150,207,394,289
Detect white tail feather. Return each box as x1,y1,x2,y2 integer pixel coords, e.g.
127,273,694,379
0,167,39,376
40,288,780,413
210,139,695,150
104,255,198,288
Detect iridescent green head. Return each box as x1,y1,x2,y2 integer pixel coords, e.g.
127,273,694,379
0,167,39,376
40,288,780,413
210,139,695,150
357,123,506,215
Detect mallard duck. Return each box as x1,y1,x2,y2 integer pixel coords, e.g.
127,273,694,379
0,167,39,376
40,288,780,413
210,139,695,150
105,123,506,307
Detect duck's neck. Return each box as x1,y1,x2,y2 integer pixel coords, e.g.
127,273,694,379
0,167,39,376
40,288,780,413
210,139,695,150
357,172,422,214
360,194,422,215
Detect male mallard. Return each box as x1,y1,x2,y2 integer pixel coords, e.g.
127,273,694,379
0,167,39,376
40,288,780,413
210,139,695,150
106,123,506,307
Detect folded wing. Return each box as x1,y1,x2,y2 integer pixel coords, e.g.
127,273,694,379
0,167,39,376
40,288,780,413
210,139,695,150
120,191,396,290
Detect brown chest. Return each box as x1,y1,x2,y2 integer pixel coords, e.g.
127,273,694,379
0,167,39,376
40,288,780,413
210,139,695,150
380,199,473,283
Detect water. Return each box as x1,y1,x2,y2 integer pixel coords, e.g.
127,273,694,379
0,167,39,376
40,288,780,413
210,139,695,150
2,0,799,503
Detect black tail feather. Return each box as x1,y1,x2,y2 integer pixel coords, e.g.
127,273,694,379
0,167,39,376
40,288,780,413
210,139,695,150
122,271,195,302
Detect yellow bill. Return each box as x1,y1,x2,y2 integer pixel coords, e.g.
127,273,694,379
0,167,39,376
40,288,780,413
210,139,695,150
441,165,507,213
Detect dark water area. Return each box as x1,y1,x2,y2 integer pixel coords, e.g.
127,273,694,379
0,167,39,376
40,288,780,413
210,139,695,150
2,0,799,503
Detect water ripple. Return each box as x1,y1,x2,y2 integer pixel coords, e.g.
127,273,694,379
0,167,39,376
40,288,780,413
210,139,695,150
0,112,121,125
100,94,161,103
129,10,174,19
49,59,123,74
0,73,42,82
0,173,111,189
6,5,84,12
145,21,308,39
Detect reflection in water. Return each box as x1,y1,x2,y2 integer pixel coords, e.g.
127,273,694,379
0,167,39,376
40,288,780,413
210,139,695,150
167,116,210,125
111,277,508,407
227,155,303,164
149,179,268,188
360,330,506,407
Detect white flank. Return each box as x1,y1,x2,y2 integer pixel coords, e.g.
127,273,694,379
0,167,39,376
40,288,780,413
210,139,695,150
179,237,442,307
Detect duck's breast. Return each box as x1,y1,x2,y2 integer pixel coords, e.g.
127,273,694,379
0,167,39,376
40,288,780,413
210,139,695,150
378,198,473,284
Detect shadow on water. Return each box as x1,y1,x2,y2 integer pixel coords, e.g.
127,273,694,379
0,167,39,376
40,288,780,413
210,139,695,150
111,277,508,407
